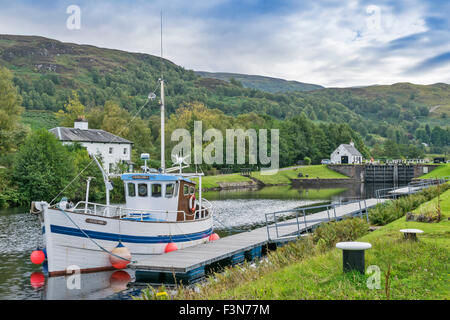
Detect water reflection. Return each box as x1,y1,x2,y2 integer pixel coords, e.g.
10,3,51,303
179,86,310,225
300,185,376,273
43,269,134,300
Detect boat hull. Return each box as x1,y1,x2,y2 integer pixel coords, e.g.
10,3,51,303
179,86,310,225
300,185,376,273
40,206,214,276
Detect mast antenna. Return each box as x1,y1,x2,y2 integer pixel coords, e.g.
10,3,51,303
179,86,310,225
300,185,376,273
160,10,163,79
159,10,165,173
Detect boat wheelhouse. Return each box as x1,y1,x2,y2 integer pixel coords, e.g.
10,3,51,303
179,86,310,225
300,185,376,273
121,173,209,222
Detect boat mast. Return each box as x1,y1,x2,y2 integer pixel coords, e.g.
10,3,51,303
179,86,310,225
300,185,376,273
160,10,165,173
160,79,165,173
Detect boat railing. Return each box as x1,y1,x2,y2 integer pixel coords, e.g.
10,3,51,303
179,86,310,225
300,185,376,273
193,198,213,220
70,200,213,222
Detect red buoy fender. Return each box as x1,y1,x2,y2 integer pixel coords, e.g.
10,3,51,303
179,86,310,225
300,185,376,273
209,233,220,241
109,242,132,269
165,242,178,253
189,194,196,213
30,250,45,265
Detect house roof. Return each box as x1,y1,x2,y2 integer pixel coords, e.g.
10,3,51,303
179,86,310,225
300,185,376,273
49,127,133,144
339,144,362,157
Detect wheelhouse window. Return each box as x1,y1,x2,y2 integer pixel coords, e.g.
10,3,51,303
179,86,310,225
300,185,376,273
165,184,174,198
152,184,162,197
183,185,189,196
189,186,195,194
174,182,179,197
137,183,148,197
127,183,136,197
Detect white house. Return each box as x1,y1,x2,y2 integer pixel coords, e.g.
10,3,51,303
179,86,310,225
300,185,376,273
49,118,133,173
330,141,363,164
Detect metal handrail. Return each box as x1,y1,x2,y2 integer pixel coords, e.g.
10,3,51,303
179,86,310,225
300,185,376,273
375,176,449,199
265,199,370,242
71,200,213,222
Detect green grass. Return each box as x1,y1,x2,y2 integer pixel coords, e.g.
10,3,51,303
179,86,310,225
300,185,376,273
419,163,450,179
21,110,59,130
193,174,252,189
251,165,348,185
194,165,348,189
169,188,450,300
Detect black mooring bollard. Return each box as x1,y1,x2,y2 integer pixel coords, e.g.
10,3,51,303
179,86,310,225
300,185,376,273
342,250,365,273
336,242,372,274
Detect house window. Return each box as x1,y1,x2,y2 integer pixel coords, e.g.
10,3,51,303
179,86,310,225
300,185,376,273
109,163,113,172
123,147,127,155
109,147,113,154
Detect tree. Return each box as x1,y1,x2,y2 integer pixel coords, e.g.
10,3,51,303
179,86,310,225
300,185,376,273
86,100,155,157
55,91,86,127
229,78,243,88
382,139,401,158
415,128,428,143
0,67,25,154
13,129,76,204
304,156,311,165
63,142,105,202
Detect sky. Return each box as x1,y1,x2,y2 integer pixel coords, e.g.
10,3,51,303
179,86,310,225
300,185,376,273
0,0,449,87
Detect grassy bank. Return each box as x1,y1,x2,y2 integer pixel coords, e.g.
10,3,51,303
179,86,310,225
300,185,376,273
251,165,348,185
193,173,252,189
195,165,348,190
419,163,450,179
140,184,449,300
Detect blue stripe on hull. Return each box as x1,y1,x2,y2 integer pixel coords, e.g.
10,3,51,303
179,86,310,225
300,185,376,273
50,224,213,244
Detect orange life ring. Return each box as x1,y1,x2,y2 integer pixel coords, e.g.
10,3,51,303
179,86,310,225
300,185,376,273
189,194,196,213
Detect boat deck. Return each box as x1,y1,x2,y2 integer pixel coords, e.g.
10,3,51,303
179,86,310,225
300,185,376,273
130,198,386,280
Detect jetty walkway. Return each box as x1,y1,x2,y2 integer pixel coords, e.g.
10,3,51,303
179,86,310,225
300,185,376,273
130,198,386,282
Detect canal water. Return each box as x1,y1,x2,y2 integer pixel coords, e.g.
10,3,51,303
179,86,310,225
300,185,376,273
0,183,399,300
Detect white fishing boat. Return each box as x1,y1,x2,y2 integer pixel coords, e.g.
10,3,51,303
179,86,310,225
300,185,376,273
30,76,217,277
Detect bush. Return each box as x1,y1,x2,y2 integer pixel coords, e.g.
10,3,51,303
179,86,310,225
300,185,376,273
312,217,369,249
304,156,312,165
369,184,450,225
0,170,21,208
13,129,76,204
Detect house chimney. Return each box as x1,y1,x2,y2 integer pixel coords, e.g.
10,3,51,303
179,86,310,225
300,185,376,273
74,116,88,130
350,140,354,147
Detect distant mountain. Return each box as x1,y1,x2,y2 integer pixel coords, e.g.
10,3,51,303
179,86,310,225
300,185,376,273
317,82,450,120
195,71,324,93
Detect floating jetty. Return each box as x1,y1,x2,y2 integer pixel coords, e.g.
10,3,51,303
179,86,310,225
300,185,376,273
378,177,450,198
130,198,386,283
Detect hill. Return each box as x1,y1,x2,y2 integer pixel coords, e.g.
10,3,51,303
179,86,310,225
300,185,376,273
195,71,323,93
0,34,448,156
324,82,450,120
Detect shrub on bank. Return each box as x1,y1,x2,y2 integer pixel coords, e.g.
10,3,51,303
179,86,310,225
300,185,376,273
369,184,449,226
313,217,369,250
0,171,21,208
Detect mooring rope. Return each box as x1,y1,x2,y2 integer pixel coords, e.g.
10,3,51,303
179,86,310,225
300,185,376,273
57,206,136,263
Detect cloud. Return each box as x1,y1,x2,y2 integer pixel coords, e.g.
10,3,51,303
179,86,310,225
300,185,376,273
407,51,450,73
0,0,449,87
